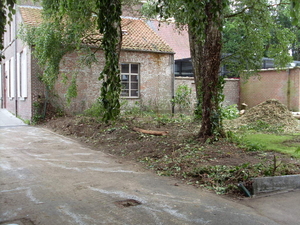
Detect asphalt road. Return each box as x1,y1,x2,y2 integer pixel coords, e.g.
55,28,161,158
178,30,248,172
0,110,299,225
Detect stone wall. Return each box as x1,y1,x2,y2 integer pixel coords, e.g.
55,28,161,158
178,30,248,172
54,50,173,114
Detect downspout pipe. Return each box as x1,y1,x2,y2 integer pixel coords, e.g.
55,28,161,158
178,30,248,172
171,53,175,115
14,5,18,116
287,68,291,110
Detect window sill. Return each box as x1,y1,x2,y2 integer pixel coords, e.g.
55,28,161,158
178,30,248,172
121,96,139,99
19,97,27,101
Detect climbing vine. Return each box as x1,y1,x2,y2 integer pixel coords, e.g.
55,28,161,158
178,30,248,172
97,0,122,122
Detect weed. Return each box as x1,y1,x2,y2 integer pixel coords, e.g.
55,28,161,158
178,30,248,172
171,84,192,113
295,147,300,155
84,100,106,119
221,104,239,120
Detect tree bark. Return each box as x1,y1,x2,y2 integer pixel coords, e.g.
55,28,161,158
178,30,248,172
189,1,225,141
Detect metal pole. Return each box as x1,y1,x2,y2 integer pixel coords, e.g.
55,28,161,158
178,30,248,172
14,5,18,116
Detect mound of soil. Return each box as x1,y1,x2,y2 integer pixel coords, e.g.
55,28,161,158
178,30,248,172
234,99,299,132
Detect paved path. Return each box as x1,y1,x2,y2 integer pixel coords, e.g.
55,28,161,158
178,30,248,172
0,110,299,225
0,109,26,126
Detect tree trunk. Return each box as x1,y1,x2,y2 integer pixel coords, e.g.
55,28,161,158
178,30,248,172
97,0,123,121
189,1,225,141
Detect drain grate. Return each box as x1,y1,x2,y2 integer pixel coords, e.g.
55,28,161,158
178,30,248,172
114,199,142,208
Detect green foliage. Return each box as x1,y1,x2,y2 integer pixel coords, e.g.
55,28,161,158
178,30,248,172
242,133,300,157
189,160,298,195
0,0,15,59
221,104,239,120
84,100,106,118
171,84,192,113
65,74,78,105
222,1,296,78
240,120,284,134
290,0,300,25
121,101,148,116
32,101,44,124
227,130,300,157
19,22,75,89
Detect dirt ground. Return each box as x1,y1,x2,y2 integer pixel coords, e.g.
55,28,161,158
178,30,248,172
41,113,300,196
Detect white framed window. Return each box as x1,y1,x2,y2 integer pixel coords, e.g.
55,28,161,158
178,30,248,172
6,58,15,99
10,57,15,98
120,63,139,98
17,49,28,99
5,60,10,97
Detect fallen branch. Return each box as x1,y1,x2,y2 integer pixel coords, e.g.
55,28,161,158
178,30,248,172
133,127,169,136
293,115,300,120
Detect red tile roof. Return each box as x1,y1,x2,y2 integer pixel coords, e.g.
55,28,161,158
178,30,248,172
18,6,173,54
147,20,190,60
19,6,43,26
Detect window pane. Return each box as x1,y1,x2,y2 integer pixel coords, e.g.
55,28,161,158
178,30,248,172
175,62,181,75
182,61,193,73
131,64,138,73
121,64,129,73
131,75,138,81
131,90,138,96
121,75,129,81
121,90,129,96
121,82,129,89
131,82,138,89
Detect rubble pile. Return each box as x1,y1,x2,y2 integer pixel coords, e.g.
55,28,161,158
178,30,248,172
232,99,299,132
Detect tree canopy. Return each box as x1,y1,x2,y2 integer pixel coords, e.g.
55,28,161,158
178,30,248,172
0,0,15,59
142,0,299,141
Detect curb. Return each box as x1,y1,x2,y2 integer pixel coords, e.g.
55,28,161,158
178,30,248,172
252,174,300,196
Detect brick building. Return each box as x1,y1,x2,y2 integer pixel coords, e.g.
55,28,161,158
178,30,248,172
1,4,175,120
0,3,44,121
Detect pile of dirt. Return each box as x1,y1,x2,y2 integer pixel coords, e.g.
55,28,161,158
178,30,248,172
233,99,299,132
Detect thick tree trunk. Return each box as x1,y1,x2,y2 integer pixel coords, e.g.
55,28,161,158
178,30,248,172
189,1,225,141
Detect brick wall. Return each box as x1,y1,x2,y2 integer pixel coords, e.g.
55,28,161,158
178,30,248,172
53,50,173,114
240,68,300,111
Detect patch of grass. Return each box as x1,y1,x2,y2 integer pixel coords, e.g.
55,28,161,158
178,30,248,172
239,120,284,134
243,133,300,157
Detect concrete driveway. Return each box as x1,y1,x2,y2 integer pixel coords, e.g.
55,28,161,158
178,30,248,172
0,109,299,225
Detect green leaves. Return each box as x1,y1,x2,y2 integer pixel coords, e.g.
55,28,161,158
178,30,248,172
97,0,122,122
0,0,16,59
290,0,300,25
